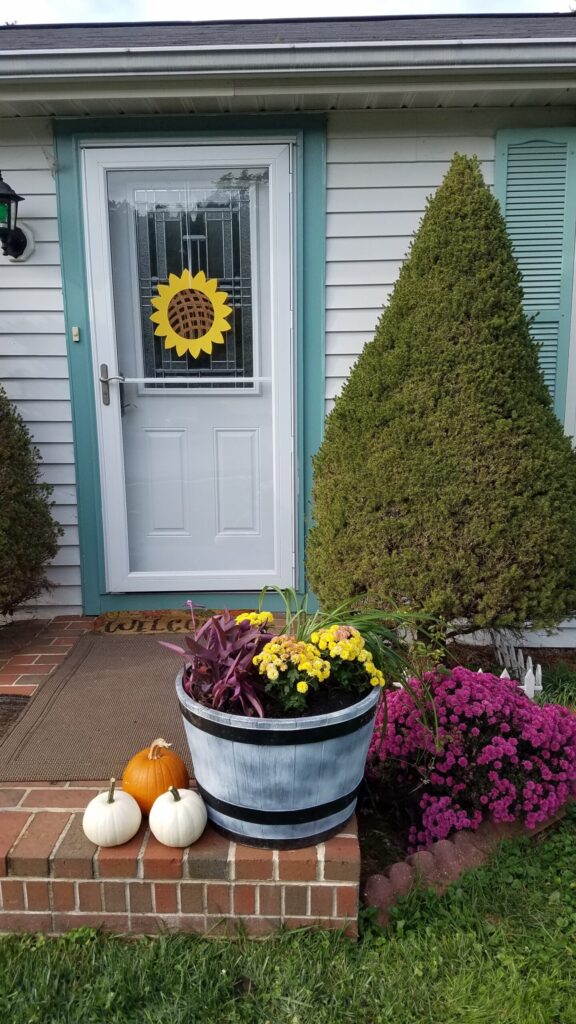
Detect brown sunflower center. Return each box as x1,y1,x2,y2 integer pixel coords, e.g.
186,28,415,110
166,288,216,340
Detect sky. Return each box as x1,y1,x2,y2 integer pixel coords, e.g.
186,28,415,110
1,0,574,25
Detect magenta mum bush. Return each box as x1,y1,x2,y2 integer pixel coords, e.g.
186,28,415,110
367,667,576,850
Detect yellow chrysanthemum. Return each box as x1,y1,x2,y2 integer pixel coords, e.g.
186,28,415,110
253,637,330,683
296,681,309,694
236,611,274,629
313,624,387,687
150,269,233,359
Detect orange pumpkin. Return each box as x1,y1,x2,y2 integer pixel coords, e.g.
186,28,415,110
121,738,189,815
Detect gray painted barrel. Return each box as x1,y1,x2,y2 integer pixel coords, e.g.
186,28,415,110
176,670,381,848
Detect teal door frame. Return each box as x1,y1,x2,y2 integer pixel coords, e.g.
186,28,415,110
54,116,326,614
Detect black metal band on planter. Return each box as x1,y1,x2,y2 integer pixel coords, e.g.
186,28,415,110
195,781,361,825
177,699,378,745
208,820,351,849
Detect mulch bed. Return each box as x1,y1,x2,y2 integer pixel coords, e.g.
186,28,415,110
446,642,576,673
356,780,415,886
0,695,29,740
0,619,44,660
357,803,408,886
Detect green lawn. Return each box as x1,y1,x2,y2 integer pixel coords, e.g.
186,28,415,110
540,662,576,710
2,810,575,1024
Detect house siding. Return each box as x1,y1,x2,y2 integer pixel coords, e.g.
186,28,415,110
324,108,576,412
325,113,491,412
2,108,576,615
0,117,82,615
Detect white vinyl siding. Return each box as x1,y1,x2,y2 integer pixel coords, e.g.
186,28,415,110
0,117,81,615
325,114,497,410
324,108,576,412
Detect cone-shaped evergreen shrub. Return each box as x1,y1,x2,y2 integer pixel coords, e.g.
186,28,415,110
307,154,576,634
0,384,62,615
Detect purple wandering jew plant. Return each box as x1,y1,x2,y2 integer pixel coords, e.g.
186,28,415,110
160,606,273,717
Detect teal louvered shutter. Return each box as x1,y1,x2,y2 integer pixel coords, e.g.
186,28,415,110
495,130,576,422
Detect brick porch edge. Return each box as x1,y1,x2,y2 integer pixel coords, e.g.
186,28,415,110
363,809,567,927
0,785,359,937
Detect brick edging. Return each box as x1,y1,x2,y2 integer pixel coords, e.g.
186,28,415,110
363,808,567,927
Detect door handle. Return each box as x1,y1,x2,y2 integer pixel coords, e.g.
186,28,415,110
99,364,125,406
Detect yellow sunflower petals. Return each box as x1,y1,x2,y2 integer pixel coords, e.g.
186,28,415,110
175,338,191,358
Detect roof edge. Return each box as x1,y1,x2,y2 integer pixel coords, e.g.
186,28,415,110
2,12,576,31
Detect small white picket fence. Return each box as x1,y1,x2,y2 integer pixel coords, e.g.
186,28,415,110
492,634,543,700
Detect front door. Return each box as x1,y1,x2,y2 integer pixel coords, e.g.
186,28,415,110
82,144,294,592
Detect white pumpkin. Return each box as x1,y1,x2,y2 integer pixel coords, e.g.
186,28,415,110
149,787,207,847
82,778,142,847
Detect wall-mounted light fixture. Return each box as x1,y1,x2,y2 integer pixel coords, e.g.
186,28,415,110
0,171,34,260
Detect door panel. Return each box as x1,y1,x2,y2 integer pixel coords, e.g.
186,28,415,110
82,144,294,592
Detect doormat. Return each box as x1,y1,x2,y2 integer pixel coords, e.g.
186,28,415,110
91,609,247,634
0,634,192,781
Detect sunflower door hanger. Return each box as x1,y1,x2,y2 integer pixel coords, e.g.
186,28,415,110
150,269,233,360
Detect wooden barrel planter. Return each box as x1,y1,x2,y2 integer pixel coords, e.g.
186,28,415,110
176,670,381,848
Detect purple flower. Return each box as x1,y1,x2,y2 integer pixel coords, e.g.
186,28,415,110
367,667,576,850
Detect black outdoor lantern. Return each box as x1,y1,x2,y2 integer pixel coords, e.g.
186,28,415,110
0,171,27,258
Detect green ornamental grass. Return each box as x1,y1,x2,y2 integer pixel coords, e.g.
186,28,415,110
307,154,576,637
539,661,576,710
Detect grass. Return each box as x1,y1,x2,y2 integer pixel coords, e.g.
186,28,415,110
540,662,576,710
1,810,576,1024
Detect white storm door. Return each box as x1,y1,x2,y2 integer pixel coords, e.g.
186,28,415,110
82,144,294,592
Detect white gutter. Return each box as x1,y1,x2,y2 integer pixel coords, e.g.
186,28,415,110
2,40,576,81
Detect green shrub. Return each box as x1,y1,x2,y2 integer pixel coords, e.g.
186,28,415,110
307,154,576,636
0,384,62,615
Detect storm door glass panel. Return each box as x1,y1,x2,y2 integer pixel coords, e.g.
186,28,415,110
105,165,274,575
108,167,269,391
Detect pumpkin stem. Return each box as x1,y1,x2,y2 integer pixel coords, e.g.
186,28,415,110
169,786,182,802
147,738,172,760
107,778,116,804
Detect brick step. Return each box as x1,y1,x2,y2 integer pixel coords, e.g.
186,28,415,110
0,784,359,937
